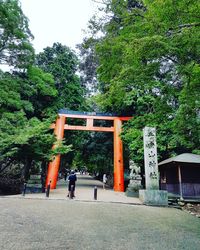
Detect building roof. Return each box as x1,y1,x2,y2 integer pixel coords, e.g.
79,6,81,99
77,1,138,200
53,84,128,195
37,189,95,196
158,153,200,166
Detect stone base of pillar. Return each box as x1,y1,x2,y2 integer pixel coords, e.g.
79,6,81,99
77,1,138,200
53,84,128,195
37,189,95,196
126,179,142,197
126,189,139,197
139,189,168,206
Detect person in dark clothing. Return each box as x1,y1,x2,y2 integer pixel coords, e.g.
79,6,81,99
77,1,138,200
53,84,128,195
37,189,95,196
67,170,77,197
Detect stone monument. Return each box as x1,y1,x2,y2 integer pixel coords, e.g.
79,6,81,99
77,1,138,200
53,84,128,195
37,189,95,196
139,127,168,206
126,160,142,197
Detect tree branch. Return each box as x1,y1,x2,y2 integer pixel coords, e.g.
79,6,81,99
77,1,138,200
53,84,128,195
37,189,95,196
178,22,200,29
91,0,107,5
0,159,13,174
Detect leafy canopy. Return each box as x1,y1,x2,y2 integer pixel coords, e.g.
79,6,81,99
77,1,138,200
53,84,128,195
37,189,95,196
81,0,200,166
0,0,34,68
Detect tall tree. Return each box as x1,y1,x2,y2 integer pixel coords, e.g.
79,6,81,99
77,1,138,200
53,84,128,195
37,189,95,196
77,37,99,96
0,0,34,68
36,42,86,111
0,68,71,181
82,0,200,167
0,3,72,191
36,43,90,170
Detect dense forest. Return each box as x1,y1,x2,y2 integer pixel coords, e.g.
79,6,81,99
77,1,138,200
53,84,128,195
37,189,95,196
0,0,199,193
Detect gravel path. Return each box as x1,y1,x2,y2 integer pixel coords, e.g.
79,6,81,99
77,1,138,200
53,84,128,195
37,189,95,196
15,175,141,204
0,197,199,250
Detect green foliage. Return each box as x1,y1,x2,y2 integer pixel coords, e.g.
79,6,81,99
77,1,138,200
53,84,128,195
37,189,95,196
36,43,86,111
0,66,71,182
0,116,52,161
35,43,90,171
0,66,57,117
77,38,99,96
25,66,58,118
82,0,200,168
51,139,72,160
0,0,34,68
1,0,199,192
81,132,114,175
0,2,77,191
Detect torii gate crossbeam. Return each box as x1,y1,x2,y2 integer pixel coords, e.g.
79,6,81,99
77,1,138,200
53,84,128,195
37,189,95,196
46,110,132,192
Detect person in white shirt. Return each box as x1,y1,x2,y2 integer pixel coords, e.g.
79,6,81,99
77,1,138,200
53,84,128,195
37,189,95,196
103,174,107,190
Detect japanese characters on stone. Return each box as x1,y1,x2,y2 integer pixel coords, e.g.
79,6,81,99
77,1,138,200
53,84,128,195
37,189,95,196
143,127,159,189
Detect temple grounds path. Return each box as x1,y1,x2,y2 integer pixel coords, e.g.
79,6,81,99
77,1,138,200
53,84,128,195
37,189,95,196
0,175,200,250
16,174,142,204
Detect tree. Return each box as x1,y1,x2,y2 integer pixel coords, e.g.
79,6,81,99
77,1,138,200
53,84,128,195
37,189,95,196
0,2,74,193
36,43,91,170
0,69,71,182
36,42,86,111
18,66,58,118
81,131,113,175
82,0,200,168
77,37,99,96
0,0,34,68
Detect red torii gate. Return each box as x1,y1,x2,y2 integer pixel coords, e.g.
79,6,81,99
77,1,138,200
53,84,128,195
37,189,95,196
46,110,132,192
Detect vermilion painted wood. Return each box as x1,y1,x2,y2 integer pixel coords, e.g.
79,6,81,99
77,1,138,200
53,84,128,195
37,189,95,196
46,116,66,189
113,119,124,192
64,125,114,132
47,114,132,191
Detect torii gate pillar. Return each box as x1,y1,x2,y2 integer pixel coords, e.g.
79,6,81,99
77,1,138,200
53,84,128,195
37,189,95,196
46,115,65,189
113,118,124,192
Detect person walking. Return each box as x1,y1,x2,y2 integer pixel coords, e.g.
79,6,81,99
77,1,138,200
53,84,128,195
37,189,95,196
67,170,77,198
103,173,107,190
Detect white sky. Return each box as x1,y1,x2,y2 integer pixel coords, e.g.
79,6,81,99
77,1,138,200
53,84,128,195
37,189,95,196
20,0,100,53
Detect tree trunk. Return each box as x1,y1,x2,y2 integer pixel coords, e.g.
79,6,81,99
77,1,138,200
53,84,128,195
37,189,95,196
41,161,47,193
22,157,32,181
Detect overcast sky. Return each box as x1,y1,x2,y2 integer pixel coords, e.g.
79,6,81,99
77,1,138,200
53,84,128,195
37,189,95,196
20,0,100,53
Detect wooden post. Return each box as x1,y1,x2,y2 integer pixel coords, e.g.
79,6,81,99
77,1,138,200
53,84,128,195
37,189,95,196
178,165,183,199
113,119,124,192
46,115,66,189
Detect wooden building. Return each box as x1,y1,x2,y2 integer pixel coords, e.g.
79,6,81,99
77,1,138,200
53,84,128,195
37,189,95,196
158,153,200,199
